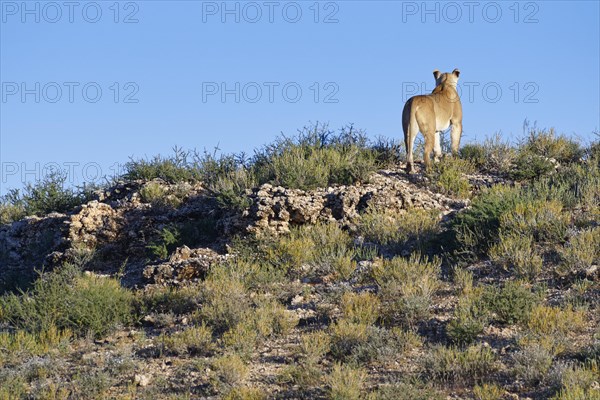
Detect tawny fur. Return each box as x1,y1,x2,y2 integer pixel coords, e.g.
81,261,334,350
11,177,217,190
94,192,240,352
402,69,463,173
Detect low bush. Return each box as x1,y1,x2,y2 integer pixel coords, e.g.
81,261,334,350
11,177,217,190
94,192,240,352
147,220,218,260
340,291,380,326
373,254,441,328
460,134,516,174
210,354,249,393
356,207,440,251
253,123,378,191
559,227,600,276
422,344,496,384
281,331,330,387
521,128,584,165
368,380,445,400
223,387,267,400
499,199,568,243
451,184,523,255
0,264,134,338
0,171,87,224
453,268,473,295
0,325,72,364
473,383,505,400
428,157,475,198
266,222,356,279
482,281,540,325
511,128,583,181
327,363,367,400
488,233,543,279
519,305,587,355
512,343,554,385
197,267,251,334
123,146,202,183
161,324,213,356
447,289,488,345
330,320,371,361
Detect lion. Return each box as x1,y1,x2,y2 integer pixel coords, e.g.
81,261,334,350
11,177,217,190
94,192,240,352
402,69,463,173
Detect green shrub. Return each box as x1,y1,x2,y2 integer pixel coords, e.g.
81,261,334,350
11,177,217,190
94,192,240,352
210,354,249,393
521,128,583,164
552,361,599,396
428,157,475,198
197,267,250,334
473,383,504,400
368,381,444,400
330,320,371,361
371,135,406,167
519,305,587,355
499,199,568,243
223,387,267,400
139,285,198,316
124,146,201,183
147,220,218,260
267,222,355,278
373,254,441,328
451,184,523,255
139,181,190,208
147,226,181,259
208,167,255,210
488,233,543,279
356,207,440,250
447,289,488,345
222,319,260,360
252,298,298,339
253,123,378,191
460,144,487,168
483,281,540,324
327,363,367,400
525,305,586,338
512,343,554,385
460,134,516,174
559,227,600,276
348,326,421,365
511,128,583,181
552,386,600,400
340,291,380,326
0,325,72,364
529,159,600,212
423,344,496,384
511,151,557,181
0,264,134,338
161,324,213,356
0,202,25,225
0,373,28,399
453,268,473,295
281,331,330,387
0,171,86,222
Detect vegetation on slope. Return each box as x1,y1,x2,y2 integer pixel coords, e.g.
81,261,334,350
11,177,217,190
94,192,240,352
0,124,599,399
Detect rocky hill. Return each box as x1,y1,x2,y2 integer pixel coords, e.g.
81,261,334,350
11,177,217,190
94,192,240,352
1,165,479,289
0,129,598,399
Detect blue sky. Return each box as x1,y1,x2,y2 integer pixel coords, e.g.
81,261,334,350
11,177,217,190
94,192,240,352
1,0,599,193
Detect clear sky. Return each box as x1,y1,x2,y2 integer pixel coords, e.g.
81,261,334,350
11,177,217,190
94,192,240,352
1,0,599,193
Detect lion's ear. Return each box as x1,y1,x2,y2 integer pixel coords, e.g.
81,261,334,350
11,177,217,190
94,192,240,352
452,68,460,77
433,70,441,79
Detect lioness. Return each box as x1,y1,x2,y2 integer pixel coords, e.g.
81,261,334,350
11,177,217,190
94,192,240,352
402,69,463,173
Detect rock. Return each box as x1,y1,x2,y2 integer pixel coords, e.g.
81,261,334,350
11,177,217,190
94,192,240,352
143,246,230,285
585,265,598,277
134,374,151,387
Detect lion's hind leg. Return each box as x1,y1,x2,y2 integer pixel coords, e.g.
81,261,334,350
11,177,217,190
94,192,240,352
433,132,442,162
405,119,420,173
